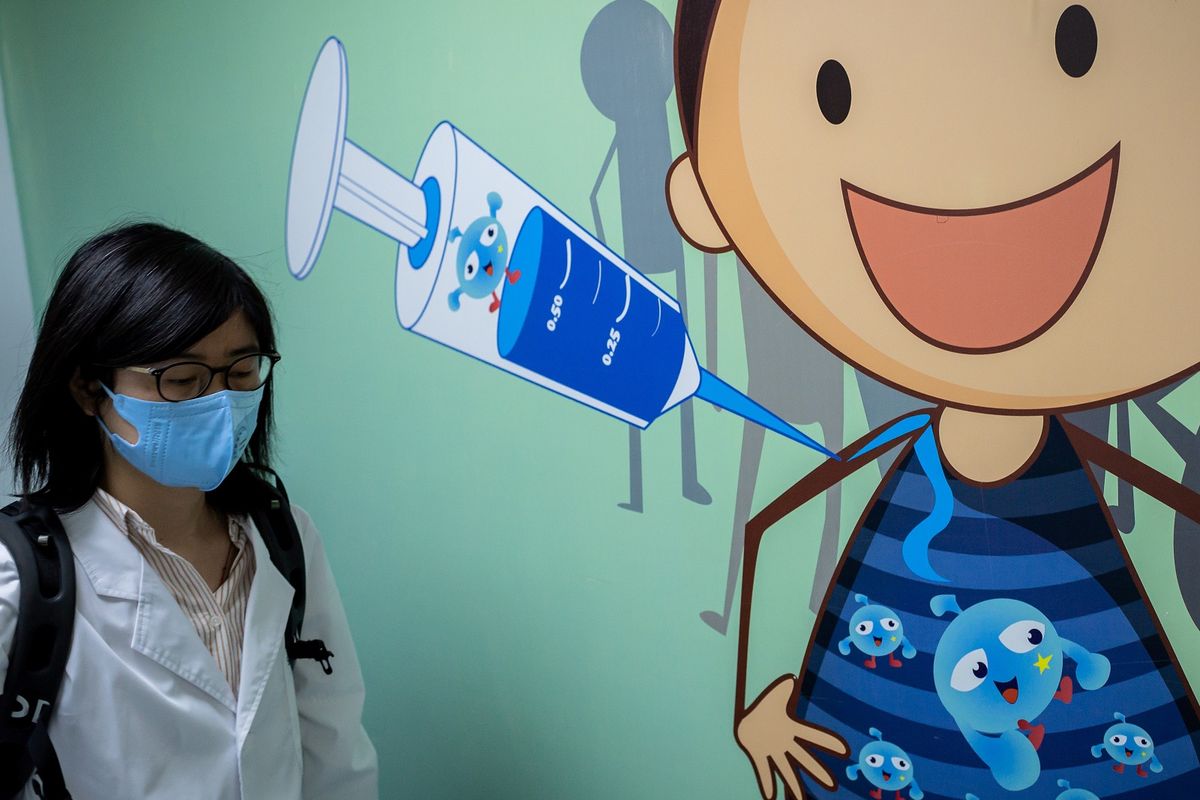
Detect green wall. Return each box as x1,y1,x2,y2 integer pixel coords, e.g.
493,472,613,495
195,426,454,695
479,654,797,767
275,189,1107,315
2,2,1197,798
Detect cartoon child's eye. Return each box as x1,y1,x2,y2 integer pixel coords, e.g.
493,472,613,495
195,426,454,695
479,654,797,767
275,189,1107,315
1110,734,1128,746
1134,736,1152,749
891,756,910,771
464,252,479,279
950,648,989,692
880,618,899,631
855,620,874,635
865,754,884,768
1055,4,1097,79
480,225,498,247
815,59,851,125
999,620,1045,654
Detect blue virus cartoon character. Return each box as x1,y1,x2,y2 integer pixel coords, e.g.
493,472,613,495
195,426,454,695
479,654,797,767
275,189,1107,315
1091,712,1163,778
1055,778,1102,799
846,727,924,800
447,191,520,313
838,593,917,670
929,594,1111,791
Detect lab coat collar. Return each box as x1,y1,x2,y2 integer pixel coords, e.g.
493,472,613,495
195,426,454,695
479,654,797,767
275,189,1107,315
235,513,294,746
63,497,295,725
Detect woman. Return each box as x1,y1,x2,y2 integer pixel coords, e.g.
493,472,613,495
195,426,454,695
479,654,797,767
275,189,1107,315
2,223,378,798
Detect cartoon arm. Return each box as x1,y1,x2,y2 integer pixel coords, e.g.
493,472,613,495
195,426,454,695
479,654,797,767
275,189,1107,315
838,636,854,655
1150,754,1164,773
901,635,917,659
734,417,930,800
1091,742,1106,758
1062,417,1200,526
908,777,924,800
1061,637,1111,691
845,764,860,781
448,288,462,311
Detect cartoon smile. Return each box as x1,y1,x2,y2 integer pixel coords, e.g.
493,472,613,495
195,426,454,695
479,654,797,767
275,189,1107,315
995,676,1020,704
882,771,892,783
1125,748,1134,758
484,262,495,277
844,144,1119,353
873,636,883,647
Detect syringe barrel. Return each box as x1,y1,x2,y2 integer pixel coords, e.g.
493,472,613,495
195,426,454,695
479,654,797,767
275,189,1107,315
395,122,695,428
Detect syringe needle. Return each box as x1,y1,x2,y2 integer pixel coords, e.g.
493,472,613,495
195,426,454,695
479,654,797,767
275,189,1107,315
695,369,841,460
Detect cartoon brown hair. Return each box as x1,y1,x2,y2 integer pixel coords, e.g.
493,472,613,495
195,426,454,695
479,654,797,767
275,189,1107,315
674,0,720,153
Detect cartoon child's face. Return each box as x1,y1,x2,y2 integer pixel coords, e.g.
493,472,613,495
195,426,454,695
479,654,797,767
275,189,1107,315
932,599,1062,732
849,604,904,656
857,740,915,791
670,1,1200,410
1102,722,1155,765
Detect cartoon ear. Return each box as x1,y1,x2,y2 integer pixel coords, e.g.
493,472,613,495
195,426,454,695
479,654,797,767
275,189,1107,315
854,593,871,606
1114,712,1127,723
450,227,463,242
869,727,883,741
666,154,731,253
487,191,503,216
930,595,962,618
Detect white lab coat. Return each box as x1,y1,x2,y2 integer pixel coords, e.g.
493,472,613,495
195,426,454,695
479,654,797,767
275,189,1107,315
0,497,378,799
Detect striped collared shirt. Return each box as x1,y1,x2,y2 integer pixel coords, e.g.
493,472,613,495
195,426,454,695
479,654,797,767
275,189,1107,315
91,488,256,698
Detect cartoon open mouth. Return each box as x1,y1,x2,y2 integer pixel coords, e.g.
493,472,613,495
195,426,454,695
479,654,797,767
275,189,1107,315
1125,748,1134,758
843,145,1119,352
882,771,892,783
873,636,883,647
995,677,1020,704
484,262,494,277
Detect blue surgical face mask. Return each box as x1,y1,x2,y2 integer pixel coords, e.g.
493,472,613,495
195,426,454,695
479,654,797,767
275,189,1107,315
97,383,264,491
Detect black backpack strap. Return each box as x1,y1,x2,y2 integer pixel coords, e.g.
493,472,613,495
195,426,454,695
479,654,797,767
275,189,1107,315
0,501,75,800
243,469,334,676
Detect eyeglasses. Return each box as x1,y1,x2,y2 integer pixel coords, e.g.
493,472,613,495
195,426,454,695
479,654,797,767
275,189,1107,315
119,352,281,402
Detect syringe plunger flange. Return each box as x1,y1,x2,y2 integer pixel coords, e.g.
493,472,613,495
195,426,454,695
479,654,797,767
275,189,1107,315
286,37,431,279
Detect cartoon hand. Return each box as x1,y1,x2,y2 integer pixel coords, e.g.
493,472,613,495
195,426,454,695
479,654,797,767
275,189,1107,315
737,675,849,800
837,637,852,656
901,638,917,659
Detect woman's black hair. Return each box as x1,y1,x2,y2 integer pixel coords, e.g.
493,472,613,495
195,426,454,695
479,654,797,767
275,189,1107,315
675,0,721,154
7,222,277,513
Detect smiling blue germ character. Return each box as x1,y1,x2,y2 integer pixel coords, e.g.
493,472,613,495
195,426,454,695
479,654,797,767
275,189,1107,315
1091,712,1163,778
838,594,917,670
846,727,924,800
929,594,1110,791
448,191,520,313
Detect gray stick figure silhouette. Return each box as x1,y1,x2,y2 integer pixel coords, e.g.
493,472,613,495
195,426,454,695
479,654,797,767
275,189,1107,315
582,0,710,511
1132,378,1200,629
699,259,921,634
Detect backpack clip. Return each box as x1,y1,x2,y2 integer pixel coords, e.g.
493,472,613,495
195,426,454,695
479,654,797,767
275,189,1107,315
286,639,335,675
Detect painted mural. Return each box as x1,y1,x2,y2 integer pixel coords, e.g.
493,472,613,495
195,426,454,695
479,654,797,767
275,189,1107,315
282,2,1200,798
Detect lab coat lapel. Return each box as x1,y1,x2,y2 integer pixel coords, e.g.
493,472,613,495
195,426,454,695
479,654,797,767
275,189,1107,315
235,515,293,747
131,552,239,713
65,499,238,711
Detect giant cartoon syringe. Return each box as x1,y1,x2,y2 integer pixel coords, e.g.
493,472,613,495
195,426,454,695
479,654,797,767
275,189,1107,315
286,38,837,460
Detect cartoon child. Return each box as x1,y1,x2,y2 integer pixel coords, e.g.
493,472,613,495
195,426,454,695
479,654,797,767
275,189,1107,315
1092,712,1164,777
845,728,923,800
838,594,916,670
667,2,1200,798
929,595,1109,790
448,191,520,313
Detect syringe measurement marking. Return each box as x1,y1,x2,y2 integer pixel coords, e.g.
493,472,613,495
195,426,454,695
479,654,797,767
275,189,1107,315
559,239,572,290
592,258,602,304
615,274,631,324
546,294,564,331
602,327,621,366
546,239,574,332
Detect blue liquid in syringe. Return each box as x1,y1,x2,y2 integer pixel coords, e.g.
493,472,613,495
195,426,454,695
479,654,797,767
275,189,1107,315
497,208,838,459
